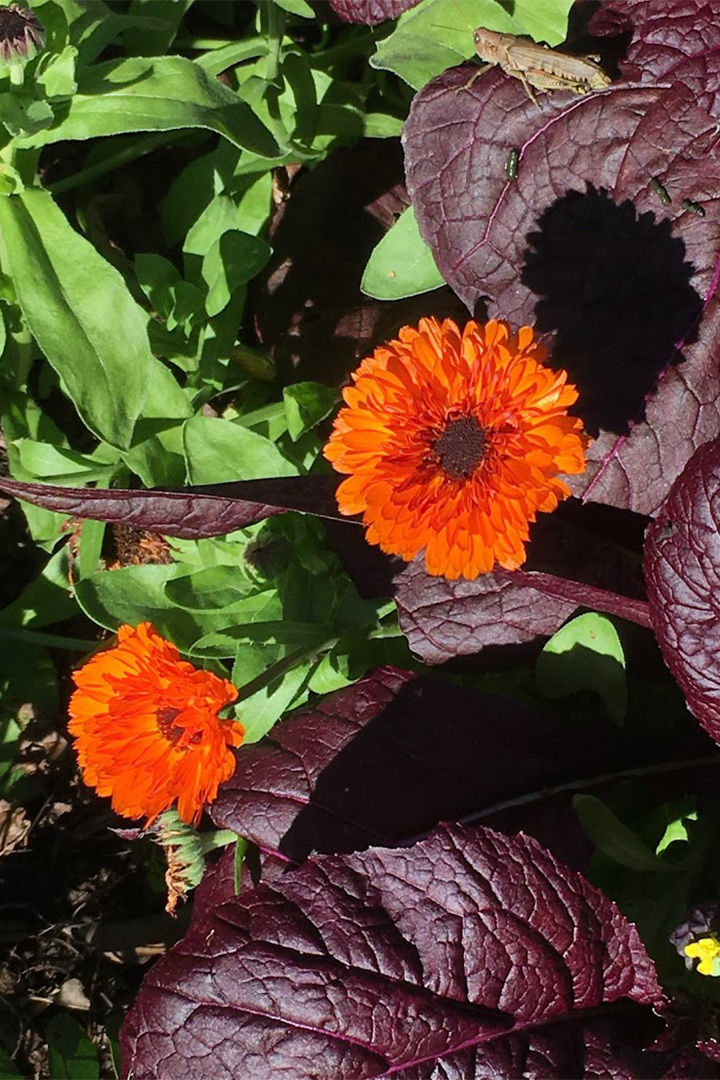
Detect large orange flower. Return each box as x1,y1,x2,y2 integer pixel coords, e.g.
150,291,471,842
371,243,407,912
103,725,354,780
324,317,588,579
68,623,242,825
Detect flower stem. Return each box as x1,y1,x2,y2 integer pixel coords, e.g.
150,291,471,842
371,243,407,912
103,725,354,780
499,569,652,628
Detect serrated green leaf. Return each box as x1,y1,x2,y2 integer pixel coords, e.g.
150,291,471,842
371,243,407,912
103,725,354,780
362,205,445,299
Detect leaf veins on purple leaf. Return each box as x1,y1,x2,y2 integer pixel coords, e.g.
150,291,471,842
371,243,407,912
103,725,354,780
120,823,663,1080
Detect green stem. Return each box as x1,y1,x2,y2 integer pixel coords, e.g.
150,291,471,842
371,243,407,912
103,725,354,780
234,638,339,701
310,29,374,68
461,754,720,826
263,3,286,86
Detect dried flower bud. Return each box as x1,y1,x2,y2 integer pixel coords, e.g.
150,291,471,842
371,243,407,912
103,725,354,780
0,4,44,67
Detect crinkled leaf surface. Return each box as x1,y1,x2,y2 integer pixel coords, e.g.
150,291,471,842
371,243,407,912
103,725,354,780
0,475,344,538
644,435,720,744
120,822,662,1080
328,0,419,26
394,513,649,664
403,1,720,516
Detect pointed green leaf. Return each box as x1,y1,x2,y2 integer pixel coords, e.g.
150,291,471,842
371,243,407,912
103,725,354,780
362,205,444,299
0,189,158,448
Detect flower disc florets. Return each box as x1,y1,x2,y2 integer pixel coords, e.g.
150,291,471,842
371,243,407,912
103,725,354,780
324,317,588,580
0,4,44,65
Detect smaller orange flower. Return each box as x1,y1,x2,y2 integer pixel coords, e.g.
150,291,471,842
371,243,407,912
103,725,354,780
68,623,242,825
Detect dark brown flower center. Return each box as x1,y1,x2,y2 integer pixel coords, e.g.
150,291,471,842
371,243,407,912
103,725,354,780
433,415,488,478
0,5,43,59
156,706,183,745
0,7,30,39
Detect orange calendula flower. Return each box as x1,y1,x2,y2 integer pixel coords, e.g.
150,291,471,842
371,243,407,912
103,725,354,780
324,317,588,580
68,623,242,826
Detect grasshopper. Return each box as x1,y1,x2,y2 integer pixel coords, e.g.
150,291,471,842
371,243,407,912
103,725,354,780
471,27,611,104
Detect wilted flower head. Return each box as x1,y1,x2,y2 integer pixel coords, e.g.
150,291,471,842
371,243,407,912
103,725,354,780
0,4,44,65
324,316,588,580
69,623,243,825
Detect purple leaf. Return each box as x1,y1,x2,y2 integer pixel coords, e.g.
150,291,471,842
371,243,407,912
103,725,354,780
211,665,704,868
0,474,345,538
644,435,720,744
394,513,648,664
211,667,566,859
403,8,720,516
328,0,419,25
589,0,720,84
120,823,663,1079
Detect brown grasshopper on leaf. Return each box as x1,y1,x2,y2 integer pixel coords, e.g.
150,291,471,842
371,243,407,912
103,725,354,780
470,27,611,105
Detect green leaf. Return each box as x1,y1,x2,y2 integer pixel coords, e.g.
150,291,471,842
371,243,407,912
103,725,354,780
361,206,445,300
36,44,78,98
183,413,299,484
371,0,573,90
202,230,272,317
273,0,314,16
0,547,76,629
165,566,273,615
0,1041,22,1079
14,438,119,483
124,0,194,56
656,804,698,855
535,612,627,724
74,563,230,647
574,794,683,874
0,91,54,137
283,382,338,440
0,189,158,449
18,56,280,157
232,650,313,743
46,1014,99,1080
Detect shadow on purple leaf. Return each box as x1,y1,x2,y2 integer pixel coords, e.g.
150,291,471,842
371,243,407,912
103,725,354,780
521,185,701,437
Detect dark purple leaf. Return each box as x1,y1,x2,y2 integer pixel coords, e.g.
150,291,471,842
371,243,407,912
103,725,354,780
589,0,720,84
0,474,345,538
395,513,649,664
328,0,419,25
666,1050,720,1078
211,666,709,867
120,823,663,1080
644,436,720,744
396,559,577,665
403,8,720,516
